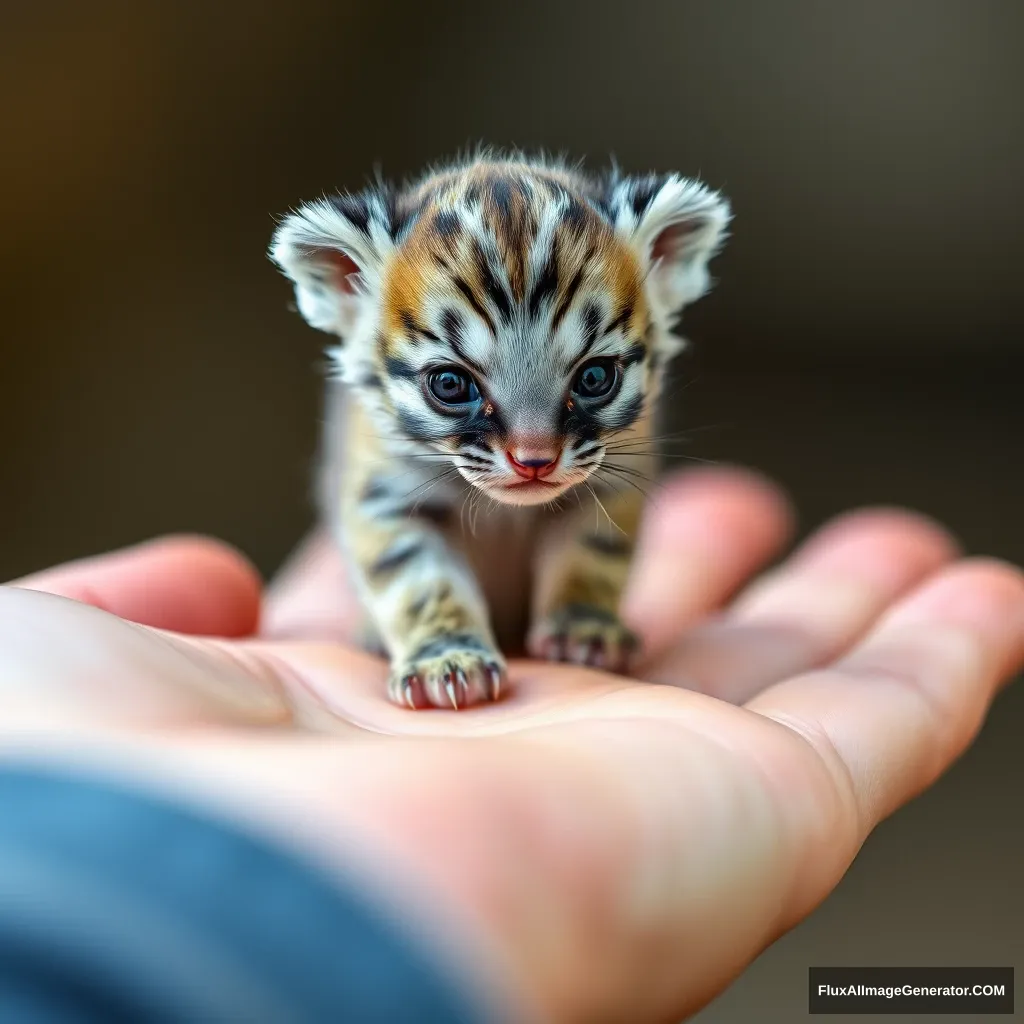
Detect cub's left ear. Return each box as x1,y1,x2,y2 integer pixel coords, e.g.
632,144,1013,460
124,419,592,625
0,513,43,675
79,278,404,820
604,174,731,319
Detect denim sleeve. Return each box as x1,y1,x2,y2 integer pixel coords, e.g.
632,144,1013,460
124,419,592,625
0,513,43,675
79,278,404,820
0,767,487,1024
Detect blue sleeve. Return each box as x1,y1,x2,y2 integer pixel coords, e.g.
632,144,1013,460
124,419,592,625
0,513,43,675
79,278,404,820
0,767,488,1023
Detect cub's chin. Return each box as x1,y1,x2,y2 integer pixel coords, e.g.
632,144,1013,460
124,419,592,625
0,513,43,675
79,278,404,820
479,477,576,508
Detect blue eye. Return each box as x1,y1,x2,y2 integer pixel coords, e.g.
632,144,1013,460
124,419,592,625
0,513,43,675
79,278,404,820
572,358,618,399
427,368,480,406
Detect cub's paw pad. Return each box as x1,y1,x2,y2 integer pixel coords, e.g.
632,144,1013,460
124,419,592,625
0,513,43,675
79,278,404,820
388,635,506,711
529,605,638,673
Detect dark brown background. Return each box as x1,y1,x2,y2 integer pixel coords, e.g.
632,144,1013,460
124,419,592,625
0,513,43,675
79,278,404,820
2,1,1021,1019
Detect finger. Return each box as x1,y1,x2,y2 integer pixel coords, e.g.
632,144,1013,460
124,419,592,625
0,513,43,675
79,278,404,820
643,508,957,702
623,467,794,660
261,530,365,642
749,559,1024,833
0,586,290,729
9,535,262,638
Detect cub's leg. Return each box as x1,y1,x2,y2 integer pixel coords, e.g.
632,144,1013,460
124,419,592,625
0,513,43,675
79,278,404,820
341,461,505,710
528,487,644,673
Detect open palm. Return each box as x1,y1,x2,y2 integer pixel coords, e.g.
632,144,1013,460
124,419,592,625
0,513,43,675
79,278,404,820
5,467,1022,1022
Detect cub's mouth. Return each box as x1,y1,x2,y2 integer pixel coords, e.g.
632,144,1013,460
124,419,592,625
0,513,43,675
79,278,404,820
480,475,577,507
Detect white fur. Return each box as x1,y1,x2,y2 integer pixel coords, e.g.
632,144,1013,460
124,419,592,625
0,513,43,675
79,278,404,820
608,175,731,327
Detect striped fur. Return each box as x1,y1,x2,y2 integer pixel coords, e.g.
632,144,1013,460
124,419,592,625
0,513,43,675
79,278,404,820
271,152,730,709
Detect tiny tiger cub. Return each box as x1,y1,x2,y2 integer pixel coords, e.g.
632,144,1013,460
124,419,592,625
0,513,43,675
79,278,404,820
270,152,730,710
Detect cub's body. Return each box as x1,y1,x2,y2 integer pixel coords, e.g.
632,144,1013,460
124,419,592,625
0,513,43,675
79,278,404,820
273,155,729,709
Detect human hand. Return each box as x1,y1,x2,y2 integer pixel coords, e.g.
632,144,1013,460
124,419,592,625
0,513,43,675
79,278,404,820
3,468,1022,1022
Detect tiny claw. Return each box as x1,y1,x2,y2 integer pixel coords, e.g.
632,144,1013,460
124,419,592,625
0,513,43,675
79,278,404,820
401,673,421,710
485,663,502,702
454,665,470,703
444,678,461,711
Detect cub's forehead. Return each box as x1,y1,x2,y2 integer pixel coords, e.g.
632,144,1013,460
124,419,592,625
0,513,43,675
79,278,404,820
380,164,645,350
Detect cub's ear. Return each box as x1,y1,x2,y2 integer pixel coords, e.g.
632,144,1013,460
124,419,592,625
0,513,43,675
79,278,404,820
603,173,731,320
269,189,397,337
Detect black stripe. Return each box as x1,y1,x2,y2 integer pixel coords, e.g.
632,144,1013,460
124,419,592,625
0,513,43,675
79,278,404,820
441,308,465,348
396,408,439,442
328,193,370,236
490,177,513,218
368,542,423,580
581,303,602,346
560,403,602,444
605,393,644,431
397,311,441,344
528,240,559,319
387,188,424,241
582,533,633,557
552,262,586,332
629,175,664,219
384,355,419,382
360,478,391,504
621,341,647,367
447,334,486,378
399,310,419,339
562,195,589,232
590,193,615,222
454,277,497,335
433,209,461,240
473,241,513,324
606,302,634,337
553,603,622,626
567,303,603,366
409,632,491,662
537,175,569,201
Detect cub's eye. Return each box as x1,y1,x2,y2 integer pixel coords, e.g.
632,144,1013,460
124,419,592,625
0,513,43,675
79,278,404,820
427,367,480,406
571,358,618,399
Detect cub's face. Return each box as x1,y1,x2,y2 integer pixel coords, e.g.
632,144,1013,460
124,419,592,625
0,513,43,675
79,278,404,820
271,158,730,506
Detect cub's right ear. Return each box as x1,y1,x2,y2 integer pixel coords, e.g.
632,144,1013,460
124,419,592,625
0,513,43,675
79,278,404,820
269,189,396,337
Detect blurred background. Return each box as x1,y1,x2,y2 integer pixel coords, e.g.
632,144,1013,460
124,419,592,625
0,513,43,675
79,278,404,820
1,0,1021,1018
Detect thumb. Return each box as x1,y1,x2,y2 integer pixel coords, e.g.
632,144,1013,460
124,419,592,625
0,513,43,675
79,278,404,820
9,536,263,638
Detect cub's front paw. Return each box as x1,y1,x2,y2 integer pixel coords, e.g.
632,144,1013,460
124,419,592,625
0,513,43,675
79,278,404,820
388,634,506,711
528,604,639,673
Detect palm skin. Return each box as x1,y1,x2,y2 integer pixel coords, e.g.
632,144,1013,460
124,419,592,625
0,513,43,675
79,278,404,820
4,467,1022,1022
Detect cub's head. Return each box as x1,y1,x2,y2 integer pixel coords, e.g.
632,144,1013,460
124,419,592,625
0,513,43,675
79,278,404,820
271,155,730,506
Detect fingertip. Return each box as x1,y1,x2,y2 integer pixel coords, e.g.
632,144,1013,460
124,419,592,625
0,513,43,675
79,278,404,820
796,507,960,568
656,464,794,514
133,534,264,595
644,465,796,559
888,557,1024,658
131,535,264,637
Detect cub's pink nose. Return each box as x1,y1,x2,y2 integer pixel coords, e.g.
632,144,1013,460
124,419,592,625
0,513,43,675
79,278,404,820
507,447,560,480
